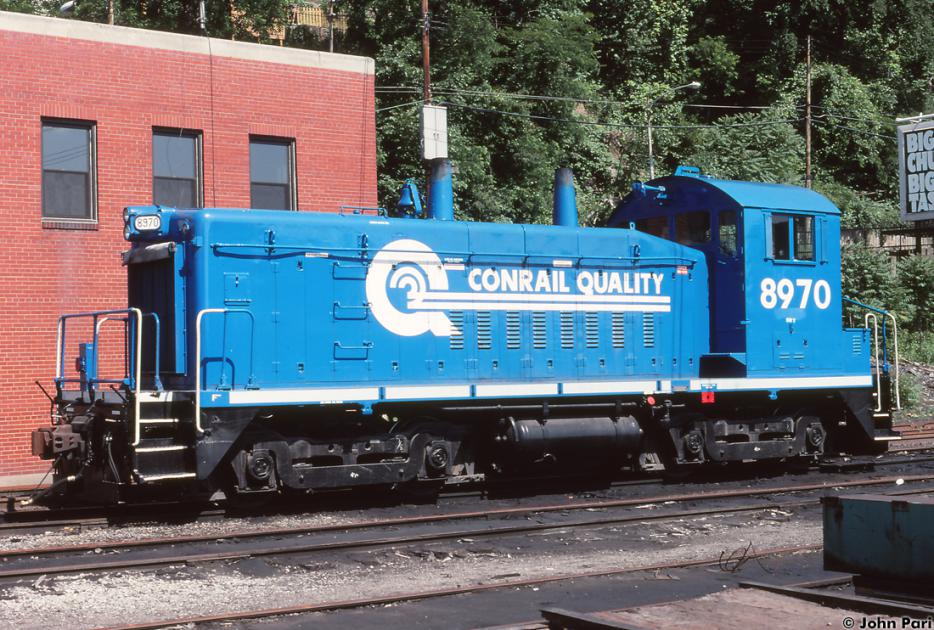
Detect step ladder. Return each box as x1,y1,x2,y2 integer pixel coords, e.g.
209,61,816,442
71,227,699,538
863,310,902,443
131,391,197,483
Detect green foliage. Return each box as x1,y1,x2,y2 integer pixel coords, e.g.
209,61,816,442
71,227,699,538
814,178,900,229
841,245,915,326
898,255,934,332
898,371,922,411
688,36,739,99
0,0,47,13
679,109,804,184
902,331,934,365
4,0,932,326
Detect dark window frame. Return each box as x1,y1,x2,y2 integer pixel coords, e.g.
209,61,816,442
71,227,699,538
768,212,818,264
634,215,670,239
41,118,98,223
674,210,711,245
718,209,739,258
152,127,203,208
249,135,297,211
792,214,815,261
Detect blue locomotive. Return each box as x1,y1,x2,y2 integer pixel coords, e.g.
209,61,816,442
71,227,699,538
31,163,900,503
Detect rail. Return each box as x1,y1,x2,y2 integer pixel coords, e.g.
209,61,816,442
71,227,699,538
843,297,900,411
194,308,256,434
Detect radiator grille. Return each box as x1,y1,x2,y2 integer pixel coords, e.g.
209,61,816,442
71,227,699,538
477,311,492,350
642,313,655,348
560,312,575,349
584,312,599,348
611,312,625,348
506,311,521,349
449,311,464,350
532,312,547,349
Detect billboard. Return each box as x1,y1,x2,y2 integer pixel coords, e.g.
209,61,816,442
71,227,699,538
898,119,934,222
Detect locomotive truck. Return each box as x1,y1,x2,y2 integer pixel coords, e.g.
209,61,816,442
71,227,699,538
31,163,900,504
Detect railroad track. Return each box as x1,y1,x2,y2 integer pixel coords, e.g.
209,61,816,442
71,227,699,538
1,472,932,582
3,448,934,535
98,542,825,630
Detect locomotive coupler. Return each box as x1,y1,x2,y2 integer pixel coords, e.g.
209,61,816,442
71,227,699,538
31,425,84,460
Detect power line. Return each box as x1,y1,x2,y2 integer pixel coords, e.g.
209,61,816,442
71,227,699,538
375,86,781,111
440,100,802,130
817,109,899,127
376,99,424,113
813,119,897,142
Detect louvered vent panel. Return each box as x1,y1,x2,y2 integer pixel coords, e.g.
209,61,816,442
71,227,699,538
584,312,599,348
506,312,521,349
449,311,464,350
851,335,862,355
477,311,492,350
611,313,625,348
642,313,655,348
532,312,547,349
559,312,575,349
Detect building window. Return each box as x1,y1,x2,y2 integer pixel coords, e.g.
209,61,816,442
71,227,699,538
250,137,295,210
153,129,201,208
42,120,96,221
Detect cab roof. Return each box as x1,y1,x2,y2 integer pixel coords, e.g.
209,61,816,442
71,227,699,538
609,166,840,227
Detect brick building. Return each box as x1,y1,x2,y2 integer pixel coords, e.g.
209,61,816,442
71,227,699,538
0,11,376,484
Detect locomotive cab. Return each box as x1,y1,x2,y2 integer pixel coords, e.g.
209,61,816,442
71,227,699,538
609,166,894,455
608,165,867,383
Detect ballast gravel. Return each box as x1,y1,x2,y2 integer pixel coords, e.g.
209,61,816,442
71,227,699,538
0,510,823,630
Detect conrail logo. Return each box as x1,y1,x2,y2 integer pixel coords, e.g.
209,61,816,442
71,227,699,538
365,239,672,338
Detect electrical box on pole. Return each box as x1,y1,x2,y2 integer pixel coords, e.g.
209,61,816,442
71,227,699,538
422,104,448,160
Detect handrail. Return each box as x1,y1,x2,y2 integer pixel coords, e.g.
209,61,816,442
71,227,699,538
208,241,699,268
886,312,901,410
128,308,143,445
864,313,882,412
194,308,256,435
844,297,900,412
55,308,143,445
339,205,387,216
140,312,162,391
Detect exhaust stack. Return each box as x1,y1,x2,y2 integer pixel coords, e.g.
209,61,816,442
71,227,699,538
553,167,578,227
428,158,454,221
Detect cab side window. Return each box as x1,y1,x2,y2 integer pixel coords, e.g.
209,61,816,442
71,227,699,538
771,214,791,260
793,215,814,261
718,210,737,257
770,213,816,262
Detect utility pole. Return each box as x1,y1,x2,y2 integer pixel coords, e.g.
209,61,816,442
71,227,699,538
327,0,334,53
421,0,432,199
106,0,113,24
421,0,431,104
805,34,812,189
